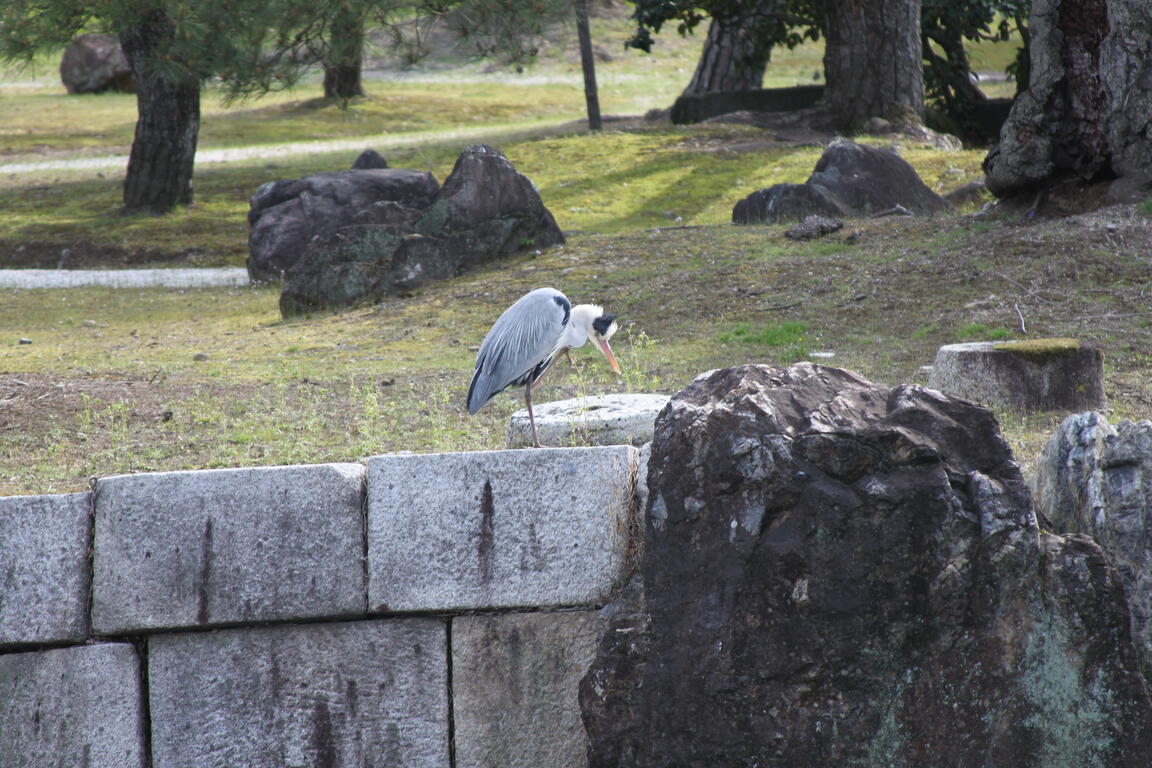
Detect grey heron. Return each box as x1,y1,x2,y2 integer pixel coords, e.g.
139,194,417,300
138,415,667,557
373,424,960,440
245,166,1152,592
468,287,621,447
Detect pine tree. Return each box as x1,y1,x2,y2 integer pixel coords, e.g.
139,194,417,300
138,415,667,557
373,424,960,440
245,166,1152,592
1,0,356,213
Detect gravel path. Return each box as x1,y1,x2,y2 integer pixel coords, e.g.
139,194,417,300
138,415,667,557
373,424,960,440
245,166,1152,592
0,119,549,175
0,268,250,289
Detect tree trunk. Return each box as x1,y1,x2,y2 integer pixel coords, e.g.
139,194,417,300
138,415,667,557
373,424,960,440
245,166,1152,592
574,0,602,131
120,10,200,213
323,7,366,100
984,0,1152,205
822,0,924,131
681,14,771,96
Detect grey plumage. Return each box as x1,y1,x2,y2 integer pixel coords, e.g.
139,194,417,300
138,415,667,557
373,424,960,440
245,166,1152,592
468,286,620,447
468,287,570,414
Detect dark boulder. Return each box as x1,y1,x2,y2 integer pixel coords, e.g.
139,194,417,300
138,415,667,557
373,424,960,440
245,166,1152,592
273,145,564,316
581,363,1152,768
247,168,439,282
350,149,388,169
733,140,951,224
733,184,852,224
59,34,135,95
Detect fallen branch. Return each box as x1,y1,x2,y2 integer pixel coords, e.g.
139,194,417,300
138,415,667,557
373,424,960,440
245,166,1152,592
1013,303,1027,335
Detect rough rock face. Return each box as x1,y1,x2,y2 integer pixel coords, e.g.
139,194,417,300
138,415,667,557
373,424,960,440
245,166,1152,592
1033,411,1152,656
581,363,1152,768
247,167,440,281
248,145,565,316
732,183,853,224
733,140,950,223
59,34,135,95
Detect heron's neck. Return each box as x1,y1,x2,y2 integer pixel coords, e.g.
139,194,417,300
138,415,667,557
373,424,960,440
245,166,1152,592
559,304,598,350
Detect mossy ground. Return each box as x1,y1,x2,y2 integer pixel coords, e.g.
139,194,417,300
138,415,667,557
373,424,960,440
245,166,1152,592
3,9,1145,496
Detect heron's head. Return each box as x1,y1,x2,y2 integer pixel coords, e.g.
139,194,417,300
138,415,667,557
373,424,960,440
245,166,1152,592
572,304,621,375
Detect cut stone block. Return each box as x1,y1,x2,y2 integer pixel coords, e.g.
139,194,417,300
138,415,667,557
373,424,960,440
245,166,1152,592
149,619,449,768
507,393,671,448
453,610,599,768
0,643,146,768
927,338,1104,412
0,492,90,647
92,463,366,633
366,446,638,612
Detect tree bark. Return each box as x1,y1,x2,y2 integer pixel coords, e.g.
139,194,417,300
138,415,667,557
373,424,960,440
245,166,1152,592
574,0,602,130
984,0,1152,204
323,6,366,100
120,10,200,213
822,0,924,131
681,14,771,96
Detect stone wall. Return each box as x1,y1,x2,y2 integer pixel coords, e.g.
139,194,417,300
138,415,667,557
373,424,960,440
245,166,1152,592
0,445,639,768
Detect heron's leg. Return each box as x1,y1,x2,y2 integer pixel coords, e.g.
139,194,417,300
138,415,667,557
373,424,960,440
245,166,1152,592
525,384,541,448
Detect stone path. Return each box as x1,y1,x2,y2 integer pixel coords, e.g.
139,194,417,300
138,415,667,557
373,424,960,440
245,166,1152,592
0,268,250,289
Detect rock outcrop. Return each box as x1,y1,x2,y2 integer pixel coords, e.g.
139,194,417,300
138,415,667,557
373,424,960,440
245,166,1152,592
581,363,1152,767
733,140,950,224
1033,411,1152,656
247,145,565,316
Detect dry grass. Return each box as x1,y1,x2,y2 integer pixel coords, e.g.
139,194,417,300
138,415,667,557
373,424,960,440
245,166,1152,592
3,200,1150,496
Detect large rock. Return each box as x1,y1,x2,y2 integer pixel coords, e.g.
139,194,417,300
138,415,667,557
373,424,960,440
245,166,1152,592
149,619,449,768
0,643,146,768
1033,412,1152,655
581,363,1152,767
250,144,565,316
365,446,638,612
92,463,366,633
0,492,90,648
453,610,599,768
59,34,135,94
247,167,440,281
733,139,951,223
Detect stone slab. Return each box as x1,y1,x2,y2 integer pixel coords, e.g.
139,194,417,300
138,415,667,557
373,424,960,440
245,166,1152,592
507,393,671,449
149,618,449,768
927,339,1105,412
0,492,91,647
453,610,599,768
0,643,146,768
366,446,638,612
92,463,366,633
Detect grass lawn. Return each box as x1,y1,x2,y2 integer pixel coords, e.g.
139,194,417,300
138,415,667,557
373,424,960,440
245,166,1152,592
7,9,1145,498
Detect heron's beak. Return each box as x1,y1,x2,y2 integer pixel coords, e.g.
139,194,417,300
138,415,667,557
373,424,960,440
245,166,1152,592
595,336,622,375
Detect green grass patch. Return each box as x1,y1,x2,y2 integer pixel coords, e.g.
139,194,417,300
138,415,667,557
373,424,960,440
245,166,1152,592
955,322,1013,341
717,321,810,362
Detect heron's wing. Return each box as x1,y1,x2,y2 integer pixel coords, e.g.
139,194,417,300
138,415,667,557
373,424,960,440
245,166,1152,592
468,289,569,413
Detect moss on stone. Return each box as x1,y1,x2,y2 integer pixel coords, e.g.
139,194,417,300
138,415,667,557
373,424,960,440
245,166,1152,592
993,338,1081,360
